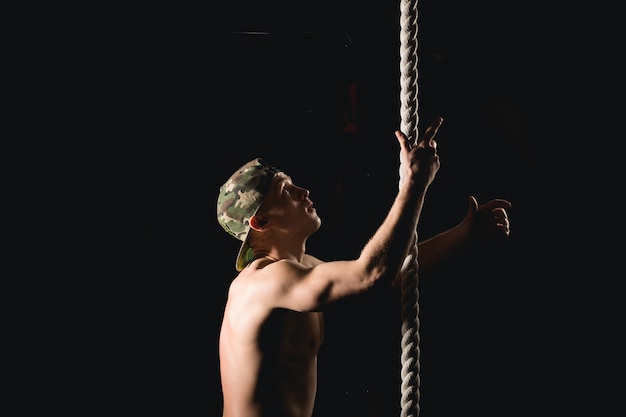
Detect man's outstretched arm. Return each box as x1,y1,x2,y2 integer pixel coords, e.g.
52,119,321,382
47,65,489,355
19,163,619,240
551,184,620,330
416,195,511,275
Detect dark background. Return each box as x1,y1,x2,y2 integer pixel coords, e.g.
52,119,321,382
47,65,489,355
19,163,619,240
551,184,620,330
14,1,624,416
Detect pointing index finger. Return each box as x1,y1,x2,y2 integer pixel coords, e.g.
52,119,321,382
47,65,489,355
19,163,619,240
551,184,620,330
419,116,444,145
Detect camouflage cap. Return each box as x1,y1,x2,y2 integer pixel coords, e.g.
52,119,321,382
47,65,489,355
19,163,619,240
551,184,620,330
217,158,280,271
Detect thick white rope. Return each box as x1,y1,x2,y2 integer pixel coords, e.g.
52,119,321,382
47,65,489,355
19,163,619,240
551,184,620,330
398,1,420,417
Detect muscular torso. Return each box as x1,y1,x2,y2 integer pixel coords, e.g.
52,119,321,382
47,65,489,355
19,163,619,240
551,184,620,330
219,267,325,417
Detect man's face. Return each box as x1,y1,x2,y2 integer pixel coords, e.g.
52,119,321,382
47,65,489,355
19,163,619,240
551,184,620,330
257,172,321,237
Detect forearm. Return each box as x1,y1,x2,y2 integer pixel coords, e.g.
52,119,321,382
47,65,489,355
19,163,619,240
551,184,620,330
416,220,471,274
359,183,427,280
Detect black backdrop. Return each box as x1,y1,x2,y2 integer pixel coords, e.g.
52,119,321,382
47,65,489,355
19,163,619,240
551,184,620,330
14,1,624,416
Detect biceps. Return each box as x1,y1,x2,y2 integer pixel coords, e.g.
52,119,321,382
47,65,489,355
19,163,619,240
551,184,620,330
285,261,372,310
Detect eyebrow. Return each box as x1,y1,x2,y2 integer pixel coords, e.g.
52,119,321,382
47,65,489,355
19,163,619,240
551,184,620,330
272,173,291,191
274,173,291,185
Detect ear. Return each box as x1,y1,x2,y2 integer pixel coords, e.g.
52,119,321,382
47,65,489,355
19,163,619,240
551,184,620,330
249,215,269,232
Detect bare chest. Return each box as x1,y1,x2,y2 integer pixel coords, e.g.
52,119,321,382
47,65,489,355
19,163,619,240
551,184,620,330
259,310,324,359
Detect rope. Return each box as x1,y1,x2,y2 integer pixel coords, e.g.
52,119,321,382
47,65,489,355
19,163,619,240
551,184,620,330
398,1,420,417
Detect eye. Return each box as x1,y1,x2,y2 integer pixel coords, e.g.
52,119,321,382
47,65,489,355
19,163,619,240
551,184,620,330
281,180,294,195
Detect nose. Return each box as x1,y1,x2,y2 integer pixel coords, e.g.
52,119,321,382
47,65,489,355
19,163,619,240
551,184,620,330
298,187,310,200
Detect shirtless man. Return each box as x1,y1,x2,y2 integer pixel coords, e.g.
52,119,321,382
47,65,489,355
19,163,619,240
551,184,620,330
216,117,511,417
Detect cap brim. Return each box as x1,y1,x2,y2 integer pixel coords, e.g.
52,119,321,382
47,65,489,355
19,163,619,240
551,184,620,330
235,234,255,272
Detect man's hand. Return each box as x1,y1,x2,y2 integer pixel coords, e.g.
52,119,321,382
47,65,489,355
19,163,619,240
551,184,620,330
396,117,443,190
464,196,512,242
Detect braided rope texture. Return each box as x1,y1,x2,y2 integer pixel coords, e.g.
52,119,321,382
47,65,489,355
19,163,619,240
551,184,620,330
399,245,420,417
399,1,420,417
400,0,419,140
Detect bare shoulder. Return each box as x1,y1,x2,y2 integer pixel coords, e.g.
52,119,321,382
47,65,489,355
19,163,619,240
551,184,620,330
227,258,300,305
223,264,283,332
228,257,325,313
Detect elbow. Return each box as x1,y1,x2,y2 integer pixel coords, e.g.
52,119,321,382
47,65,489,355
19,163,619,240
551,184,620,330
360,262,390,290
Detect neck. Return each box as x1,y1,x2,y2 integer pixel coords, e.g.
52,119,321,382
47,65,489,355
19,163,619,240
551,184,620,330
252,241,307,265
253,253,281,262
